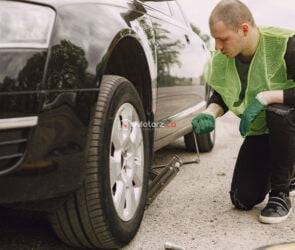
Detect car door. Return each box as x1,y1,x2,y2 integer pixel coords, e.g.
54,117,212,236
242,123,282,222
140,0,209,140
167,0,209,115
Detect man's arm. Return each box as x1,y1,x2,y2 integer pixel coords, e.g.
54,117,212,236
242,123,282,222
191,91,226,135
283,35,295,106
239,36,295,136
204,103,225,118
258,35,295,106
205,90,228,118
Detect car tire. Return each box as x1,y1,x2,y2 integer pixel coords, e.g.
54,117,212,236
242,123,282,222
184,131,198,153
185,84,216,153
184,129,215,153
196,129,215,153
49,75,150,249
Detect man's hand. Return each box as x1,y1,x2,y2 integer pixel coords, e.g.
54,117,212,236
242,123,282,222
239,98,265,136
192,113,215,135
191,103,224,135
239,90,284,136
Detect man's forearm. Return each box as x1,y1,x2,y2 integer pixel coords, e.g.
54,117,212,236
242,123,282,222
256,90,284,105
203,103,225,118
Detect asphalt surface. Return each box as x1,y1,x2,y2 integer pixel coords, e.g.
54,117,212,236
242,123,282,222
1,113,295,250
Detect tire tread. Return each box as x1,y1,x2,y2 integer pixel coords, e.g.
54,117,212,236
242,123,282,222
49,75,148,249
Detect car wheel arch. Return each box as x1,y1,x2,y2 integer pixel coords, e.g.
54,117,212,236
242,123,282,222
102,34,156,153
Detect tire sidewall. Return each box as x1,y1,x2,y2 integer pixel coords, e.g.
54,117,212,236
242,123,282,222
98,80,149,244
197,129,215,153
197,84,216,152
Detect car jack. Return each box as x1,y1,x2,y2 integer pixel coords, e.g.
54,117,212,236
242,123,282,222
147,134,200,205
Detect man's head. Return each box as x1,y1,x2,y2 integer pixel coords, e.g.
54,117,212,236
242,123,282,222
209,0,257,58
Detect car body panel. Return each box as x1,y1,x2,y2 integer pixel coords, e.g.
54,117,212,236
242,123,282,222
0,0,209,203
140,1,209,141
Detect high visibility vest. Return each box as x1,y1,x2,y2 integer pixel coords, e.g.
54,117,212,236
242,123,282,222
206,27,295,136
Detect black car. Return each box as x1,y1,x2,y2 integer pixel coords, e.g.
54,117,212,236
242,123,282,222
0,0,213,248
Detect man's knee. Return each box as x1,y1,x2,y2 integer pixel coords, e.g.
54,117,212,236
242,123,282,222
230,189,265,210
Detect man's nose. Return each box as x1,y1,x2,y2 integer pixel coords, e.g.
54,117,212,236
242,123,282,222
215,41,223,51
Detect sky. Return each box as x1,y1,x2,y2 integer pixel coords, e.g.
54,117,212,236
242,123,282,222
180,0,295,34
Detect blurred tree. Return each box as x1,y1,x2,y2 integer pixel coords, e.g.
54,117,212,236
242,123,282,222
153,22,184,86
190,23,211,47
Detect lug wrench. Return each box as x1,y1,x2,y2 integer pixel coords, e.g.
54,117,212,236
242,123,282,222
153,132,200,169
147,132,200,205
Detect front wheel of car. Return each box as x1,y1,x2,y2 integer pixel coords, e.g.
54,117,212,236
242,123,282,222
49,75,150,249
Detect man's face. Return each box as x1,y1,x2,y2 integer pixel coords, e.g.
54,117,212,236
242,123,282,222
210,21,245,58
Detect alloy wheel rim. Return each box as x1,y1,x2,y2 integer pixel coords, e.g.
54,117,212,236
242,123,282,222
109,103,144,221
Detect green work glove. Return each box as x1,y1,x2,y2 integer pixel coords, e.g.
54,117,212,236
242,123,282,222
239,97,266,137
191,113,215,135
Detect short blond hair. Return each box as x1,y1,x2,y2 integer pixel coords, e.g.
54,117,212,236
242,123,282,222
209,0,256,31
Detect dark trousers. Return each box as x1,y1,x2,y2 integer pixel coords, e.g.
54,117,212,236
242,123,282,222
230,104,295,210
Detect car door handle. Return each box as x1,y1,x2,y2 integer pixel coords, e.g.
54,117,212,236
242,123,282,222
185,34,190,44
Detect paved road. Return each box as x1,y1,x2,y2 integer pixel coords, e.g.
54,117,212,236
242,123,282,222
1,113,295,250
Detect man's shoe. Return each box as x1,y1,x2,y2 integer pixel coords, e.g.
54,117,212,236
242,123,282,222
290,179,295,197
259,191,292,224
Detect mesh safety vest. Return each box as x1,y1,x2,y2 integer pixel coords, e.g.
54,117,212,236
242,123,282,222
206,27,295,136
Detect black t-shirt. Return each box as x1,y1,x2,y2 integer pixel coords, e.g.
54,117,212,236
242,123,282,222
208,35,295,112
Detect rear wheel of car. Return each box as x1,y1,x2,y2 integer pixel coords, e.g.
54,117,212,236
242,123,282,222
197,129,215,152
185,84,216,153
49,75,150,249
184,129,215,153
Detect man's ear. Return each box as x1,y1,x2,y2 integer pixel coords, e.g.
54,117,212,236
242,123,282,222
241,23,249,35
